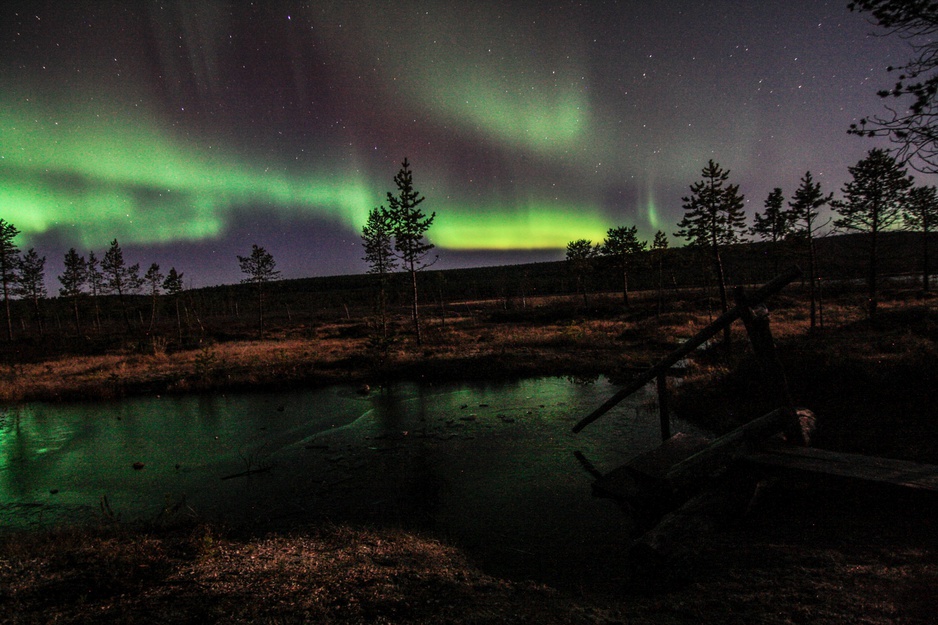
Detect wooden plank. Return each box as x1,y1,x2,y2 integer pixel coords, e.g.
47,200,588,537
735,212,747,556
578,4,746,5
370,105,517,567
745,445,938,491
592,432,711,500
663,407,792,489
572,266,801,433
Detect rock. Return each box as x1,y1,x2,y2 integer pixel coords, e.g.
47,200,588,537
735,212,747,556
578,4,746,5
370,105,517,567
132,462,145,470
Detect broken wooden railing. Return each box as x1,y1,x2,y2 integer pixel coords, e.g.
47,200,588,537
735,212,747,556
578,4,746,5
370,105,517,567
572,266,802,434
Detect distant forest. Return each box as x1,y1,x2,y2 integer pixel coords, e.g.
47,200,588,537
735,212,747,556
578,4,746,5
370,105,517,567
0,229,934,363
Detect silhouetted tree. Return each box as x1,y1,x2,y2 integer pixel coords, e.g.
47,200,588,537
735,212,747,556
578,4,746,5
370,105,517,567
386,158,435,344
86,250,104,330
566,239,600,307
651,230,669,316
162,267,185,340
675,160,746,347
0,219,20,341
238,243,280,337
833,149,914,318
16,248,46,337
602,225,647,307
751,187,792,283
361,205,397,337
848,1,938,172
752,188,792,243
144,263,164,332
102,239,142,331
788,172,833,330
59,248,88,335
904,184,938,293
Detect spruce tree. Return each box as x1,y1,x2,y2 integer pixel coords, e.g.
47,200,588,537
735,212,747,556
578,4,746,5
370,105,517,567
833,148,914,318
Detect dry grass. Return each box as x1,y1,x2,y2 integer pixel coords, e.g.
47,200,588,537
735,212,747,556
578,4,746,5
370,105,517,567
2,483,936,624
3,288,938,623
0,523,588,624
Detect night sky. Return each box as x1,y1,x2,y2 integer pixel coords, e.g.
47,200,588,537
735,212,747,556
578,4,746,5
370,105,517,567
0,1,921,288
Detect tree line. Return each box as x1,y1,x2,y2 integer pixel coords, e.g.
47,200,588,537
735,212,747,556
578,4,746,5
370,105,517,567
566,149,938,334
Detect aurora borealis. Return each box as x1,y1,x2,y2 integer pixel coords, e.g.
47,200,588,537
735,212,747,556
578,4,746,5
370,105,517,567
0,1,915,286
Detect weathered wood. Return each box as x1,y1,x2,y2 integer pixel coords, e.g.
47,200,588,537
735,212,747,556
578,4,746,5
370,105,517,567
745,444,938,491
593,432,712,500
734,286,794,409
629,471,762,568
572,266,801,433
663,407,794,489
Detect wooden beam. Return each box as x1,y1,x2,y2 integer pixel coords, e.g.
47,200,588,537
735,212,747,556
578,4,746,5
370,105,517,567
745,444,938,491
572,266,801,433
663,407,790,489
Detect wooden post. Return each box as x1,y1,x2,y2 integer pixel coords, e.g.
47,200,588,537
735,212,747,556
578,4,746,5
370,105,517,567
733,286,794,409
572,266,801,433
657,372,670,441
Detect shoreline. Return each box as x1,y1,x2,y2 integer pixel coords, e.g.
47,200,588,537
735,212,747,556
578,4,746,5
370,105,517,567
3,293,938,623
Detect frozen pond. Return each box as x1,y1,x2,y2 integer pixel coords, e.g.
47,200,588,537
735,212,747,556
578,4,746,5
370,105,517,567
0,377,706,581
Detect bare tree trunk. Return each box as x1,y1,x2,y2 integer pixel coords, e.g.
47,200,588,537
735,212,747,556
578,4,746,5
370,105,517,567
409,263,421,344
712,244,731,349
923,227,931,294
807,238,818,330
72,297,82,336
622,265,630,307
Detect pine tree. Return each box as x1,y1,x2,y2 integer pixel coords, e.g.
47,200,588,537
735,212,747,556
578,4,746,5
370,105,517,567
566,239,600,307
361,206,398,337
752,188,791,243
144,263,164,332
848,1,938,172
86,250,104,331
651,230,669,316
602,225,647,307
674,160,747,346
0,219,20,341
833,149,914,318
162,267,185,340
16,248,46,337
904,184,938,293
59,248,88,336
238,244,280,337
102,239,142,331
788,172,833,330
386,158,435,344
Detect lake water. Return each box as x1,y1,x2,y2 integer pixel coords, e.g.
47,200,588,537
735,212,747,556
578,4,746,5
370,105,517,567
0,377,705,583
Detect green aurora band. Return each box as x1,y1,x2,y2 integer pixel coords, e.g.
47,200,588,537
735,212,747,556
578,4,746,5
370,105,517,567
0,92,609,251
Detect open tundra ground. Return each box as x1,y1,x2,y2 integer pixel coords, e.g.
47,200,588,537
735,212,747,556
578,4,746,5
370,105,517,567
2,287,938,623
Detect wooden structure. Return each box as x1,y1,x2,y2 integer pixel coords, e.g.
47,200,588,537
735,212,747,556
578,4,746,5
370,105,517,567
575,268,938,549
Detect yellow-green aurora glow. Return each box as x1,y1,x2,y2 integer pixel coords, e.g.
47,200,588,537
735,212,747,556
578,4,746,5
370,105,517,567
0,1,909,283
